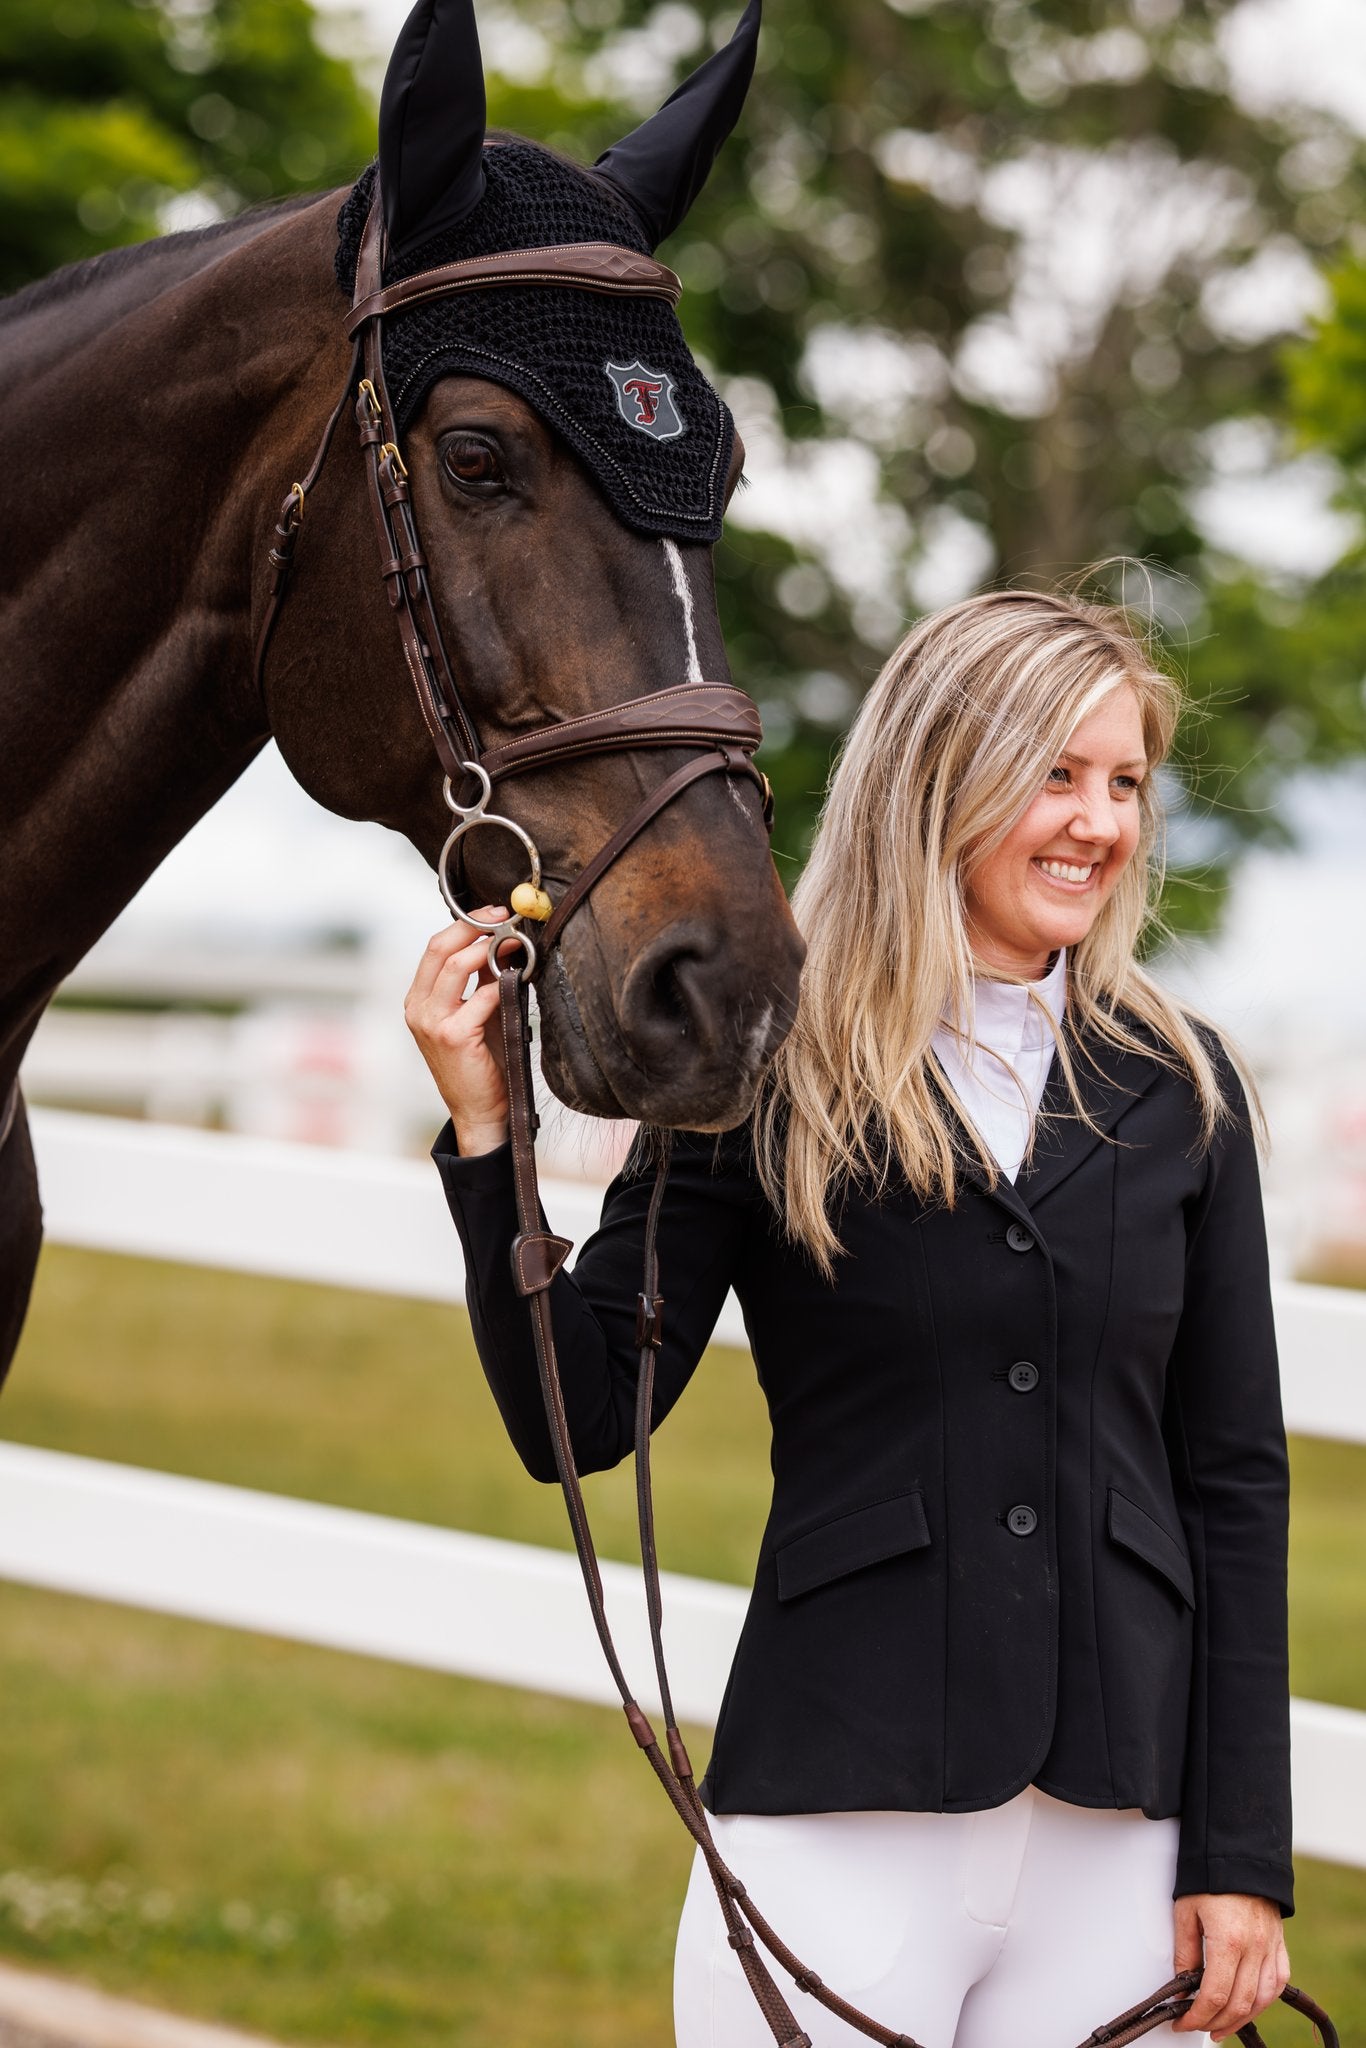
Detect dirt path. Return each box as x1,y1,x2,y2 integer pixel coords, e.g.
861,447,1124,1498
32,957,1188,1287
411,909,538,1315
0,2017,71,2048
0,1967,302,2048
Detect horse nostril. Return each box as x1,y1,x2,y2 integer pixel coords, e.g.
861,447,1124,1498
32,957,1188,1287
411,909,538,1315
562,913,802,1123
619,924,724,1054
648,949,693,1033
614,919,802,1097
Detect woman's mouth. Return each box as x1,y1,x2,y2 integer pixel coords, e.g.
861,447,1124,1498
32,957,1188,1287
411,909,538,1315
1032,857,1100,889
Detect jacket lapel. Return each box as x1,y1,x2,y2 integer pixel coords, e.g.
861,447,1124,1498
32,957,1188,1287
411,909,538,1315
1013,1025,1164,1210
919,1022,1165,1228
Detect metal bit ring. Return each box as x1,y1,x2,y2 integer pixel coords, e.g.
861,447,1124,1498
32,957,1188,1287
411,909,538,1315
438,765,542,983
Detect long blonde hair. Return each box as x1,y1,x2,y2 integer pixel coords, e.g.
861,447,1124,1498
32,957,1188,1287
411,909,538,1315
755,584,1248,1275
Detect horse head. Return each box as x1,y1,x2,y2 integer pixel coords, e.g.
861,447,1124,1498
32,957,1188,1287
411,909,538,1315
260,0,804,1130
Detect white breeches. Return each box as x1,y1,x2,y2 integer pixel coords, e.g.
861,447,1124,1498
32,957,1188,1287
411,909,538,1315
674,1785,1208,2048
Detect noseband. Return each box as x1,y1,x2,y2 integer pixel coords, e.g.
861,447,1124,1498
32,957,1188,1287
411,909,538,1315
253,191,1332,2048
254,186,771,982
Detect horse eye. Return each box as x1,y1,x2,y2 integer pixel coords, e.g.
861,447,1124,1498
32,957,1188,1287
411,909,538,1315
442,435,503,490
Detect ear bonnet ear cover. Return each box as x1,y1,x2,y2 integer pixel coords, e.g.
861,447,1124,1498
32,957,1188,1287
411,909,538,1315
335,143,736,543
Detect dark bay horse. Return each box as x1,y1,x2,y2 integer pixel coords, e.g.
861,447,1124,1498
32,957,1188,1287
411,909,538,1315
0,0,803,1382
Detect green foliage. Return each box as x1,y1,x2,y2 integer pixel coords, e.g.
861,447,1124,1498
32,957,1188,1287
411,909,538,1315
1289,254,1366,489
1279,259,1366,816
1189,569,1366,826
0,0,374,292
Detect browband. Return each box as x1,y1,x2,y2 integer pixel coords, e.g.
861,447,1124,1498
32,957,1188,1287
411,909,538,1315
345,241,683,337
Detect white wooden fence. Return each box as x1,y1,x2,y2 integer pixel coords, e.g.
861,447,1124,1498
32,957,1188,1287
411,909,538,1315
3,1107,1365,1871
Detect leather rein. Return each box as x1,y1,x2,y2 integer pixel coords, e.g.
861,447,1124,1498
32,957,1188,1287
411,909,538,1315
254,187,1335,2048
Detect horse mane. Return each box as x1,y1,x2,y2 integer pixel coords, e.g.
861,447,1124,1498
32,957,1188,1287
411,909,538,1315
5,142,629,334
0,189,328,328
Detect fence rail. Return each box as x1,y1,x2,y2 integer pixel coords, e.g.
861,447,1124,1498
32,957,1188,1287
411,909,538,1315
6,1107,1366,1871
24,1109,1366,1432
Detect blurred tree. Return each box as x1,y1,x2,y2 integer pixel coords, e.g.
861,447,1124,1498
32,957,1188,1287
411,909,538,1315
0,0,373,292
1290,252,1366,499
474,0,1366,907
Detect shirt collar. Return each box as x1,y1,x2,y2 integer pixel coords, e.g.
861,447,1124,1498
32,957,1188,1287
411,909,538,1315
955,947,1067,1059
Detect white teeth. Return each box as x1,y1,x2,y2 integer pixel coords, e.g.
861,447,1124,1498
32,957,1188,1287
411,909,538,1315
1037,859,1095,884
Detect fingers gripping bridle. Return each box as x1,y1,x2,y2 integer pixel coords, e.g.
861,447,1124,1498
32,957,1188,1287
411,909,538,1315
254,193,1334,2048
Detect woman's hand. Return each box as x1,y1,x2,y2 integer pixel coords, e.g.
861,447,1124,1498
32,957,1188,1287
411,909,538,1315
405,915,512,1155
1172,1893,1289,2040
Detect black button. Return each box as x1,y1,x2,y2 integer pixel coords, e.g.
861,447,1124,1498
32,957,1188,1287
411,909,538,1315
1008,1360,1039,1393
1006,1504,1038,1537
1005,1223,1035,1254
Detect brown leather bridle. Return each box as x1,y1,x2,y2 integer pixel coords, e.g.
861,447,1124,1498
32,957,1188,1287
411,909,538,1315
254,187,772,986
255,187,1334,2048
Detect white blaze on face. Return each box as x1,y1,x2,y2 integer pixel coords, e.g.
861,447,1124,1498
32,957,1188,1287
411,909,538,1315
662,538,704,685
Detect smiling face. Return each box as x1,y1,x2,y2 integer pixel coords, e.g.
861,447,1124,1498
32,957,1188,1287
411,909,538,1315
964,685,1148,978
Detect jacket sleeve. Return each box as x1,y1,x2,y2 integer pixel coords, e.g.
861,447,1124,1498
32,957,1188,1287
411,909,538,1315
1166,1070,1294,1916
431,1122,759,1483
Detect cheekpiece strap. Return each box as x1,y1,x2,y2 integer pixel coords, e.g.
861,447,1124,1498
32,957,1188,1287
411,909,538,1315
351,194,481,778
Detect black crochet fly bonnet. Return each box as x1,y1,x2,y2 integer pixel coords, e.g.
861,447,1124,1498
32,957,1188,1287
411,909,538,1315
335,0,761,546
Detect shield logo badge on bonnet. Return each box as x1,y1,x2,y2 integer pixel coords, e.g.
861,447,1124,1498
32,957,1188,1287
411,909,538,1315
606,360,686,440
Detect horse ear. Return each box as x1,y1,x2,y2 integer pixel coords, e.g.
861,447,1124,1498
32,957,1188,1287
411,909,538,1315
594,0,760,251
378,0,487,258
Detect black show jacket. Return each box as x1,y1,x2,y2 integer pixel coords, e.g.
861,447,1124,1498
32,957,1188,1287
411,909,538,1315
433,1027,1293,1916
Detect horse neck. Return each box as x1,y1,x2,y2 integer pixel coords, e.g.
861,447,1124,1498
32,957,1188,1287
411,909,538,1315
0,194,351,1073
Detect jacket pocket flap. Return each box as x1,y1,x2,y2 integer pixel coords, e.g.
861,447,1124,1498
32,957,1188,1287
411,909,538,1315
1108,1488,1195,1608
776,1491,930,1602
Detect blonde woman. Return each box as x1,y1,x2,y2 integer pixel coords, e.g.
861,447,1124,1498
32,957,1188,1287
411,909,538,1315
407,587,1292,2048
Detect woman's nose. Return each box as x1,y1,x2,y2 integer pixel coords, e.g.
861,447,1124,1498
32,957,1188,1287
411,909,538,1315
1068,785,1120,846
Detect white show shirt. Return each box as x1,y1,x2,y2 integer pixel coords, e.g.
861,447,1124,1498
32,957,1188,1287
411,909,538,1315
930,949,1067,1182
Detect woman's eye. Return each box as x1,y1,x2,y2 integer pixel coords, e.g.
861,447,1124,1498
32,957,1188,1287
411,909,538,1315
442,436,503,490
1047,765,1070,787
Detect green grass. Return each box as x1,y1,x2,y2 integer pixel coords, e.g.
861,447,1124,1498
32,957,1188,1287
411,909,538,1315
1,1244,772,1583
0,1582,692,2047
0,1245,1363,2045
